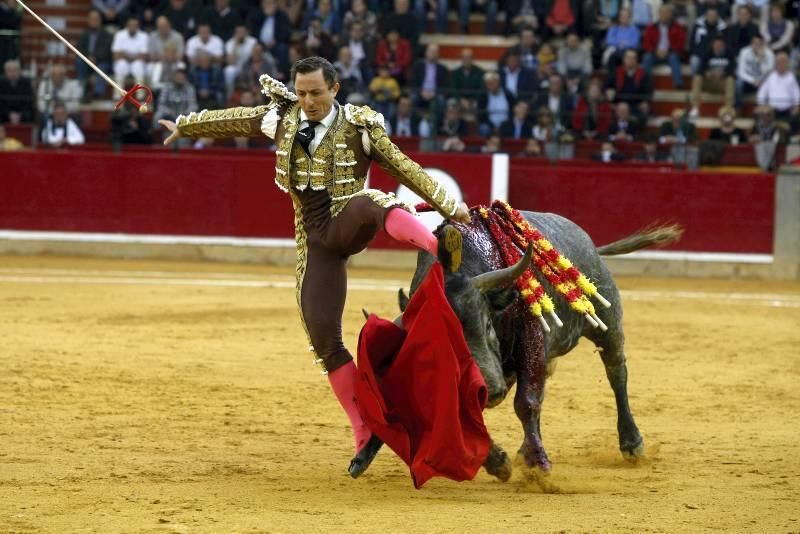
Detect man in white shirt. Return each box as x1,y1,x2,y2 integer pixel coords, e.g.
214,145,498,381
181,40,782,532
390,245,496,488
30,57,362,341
41,102,85,147
757,51,800,121
112,16,148,85
223,24,257,93
37,64,83,116
736,34,774,106
186,23,225,66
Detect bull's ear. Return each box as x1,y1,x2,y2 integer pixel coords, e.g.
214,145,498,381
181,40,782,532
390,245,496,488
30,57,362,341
437,225,462,273
398,288,409,312
485,287,518,311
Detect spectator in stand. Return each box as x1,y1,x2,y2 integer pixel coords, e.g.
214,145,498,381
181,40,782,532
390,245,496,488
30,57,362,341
304,0,341,39
505,0,539,36
451,48,486,109
533,55,556,94
439,99,469,138
0,59,34,124
334,46,365,103
41,102,85,147
0,123,24,150
697,0,731,20
340,0,378,41
642,4,687,89
247,0,291,74
607,101,641,142
536,42,557,71
631,0,660,29
606,49,652,117
342,22,376,82
532,107,568,142
383,0,420,53
603,7,641,73
761,4,795,54
302,17,337,61
535,74,573,129
93,0,130,26
130,0,161,32
482,134,502,153
148,43,184,94
572,77,612,139
691,36,735,117
37,64,83,119
499,100,534,139
112,16,148,86
709,106,747,144
727,5,760,59
636,136,669,162
658,108,697,144
544,0,580,39
478,70,513,136
77,10,113,101
375,29,413,85
736,34,774,106
581,0,620,45
670,0,696,29
749,104,788,170
159,0,199,39
592,140,626,162
501,26,539,71
202,0,241,42
387,94,423,137
458,0,499,34
0,0,22,67
689,6,727,74
734,0,769,26
410,43,449,113
235,42,279,93
557,32,592,88
500,51,537,101
757,51,800,122
149,16,185,63
517,138,542,157
154,65,196,131
190,50,225,109
441,135,467,152
368,64,401,118
223,24,257,94
186,23,225,66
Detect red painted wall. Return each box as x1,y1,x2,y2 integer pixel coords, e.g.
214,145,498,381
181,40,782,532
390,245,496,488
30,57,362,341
508,160,775,254
0,150,776,254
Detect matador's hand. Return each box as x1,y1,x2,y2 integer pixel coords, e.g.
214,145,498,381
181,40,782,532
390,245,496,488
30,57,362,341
158,119,181,146
451,202,471,224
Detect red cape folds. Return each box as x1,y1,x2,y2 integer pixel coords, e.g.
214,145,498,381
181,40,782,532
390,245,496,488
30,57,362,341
355,263,491,489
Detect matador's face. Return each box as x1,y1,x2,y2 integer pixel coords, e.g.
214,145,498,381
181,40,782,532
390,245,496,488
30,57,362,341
294,70,339,122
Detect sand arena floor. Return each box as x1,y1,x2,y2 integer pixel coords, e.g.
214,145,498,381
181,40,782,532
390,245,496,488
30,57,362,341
0,255,798,533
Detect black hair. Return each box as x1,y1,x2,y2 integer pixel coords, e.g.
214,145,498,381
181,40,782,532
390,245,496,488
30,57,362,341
291,56,338,88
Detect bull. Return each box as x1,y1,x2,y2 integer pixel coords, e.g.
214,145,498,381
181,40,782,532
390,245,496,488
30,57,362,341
397,212,681,487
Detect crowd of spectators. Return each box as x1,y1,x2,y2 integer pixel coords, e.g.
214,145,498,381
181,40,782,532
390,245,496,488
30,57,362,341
0,0,799,161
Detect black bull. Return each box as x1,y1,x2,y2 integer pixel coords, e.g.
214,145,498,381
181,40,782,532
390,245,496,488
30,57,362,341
398,211,681,485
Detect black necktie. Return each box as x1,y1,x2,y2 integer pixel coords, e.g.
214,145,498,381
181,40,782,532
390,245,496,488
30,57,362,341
296,120,321,155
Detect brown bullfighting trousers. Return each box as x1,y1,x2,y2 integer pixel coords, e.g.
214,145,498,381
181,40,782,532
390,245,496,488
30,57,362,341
296,188,394,374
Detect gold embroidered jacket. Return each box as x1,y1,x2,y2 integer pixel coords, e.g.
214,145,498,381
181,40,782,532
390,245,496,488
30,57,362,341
174,75,458,219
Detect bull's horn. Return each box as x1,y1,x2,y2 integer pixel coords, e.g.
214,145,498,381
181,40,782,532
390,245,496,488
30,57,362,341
471,244,533,291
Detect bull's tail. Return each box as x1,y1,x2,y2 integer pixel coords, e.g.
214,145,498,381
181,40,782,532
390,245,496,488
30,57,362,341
596,223,683,256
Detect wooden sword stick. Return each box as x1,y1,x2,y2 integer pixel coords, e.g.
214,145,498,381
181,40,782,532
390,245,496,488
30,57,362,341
16,0,153,112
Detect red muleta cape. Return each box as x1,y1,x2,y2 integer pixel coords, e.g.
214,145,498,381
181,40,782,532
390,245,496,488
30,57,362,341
355,263,491,489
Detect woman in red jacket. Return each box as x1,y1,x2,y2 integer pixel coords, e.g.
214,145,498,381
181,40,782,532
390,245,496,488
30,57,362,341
572,78,612,139
375,29,412,85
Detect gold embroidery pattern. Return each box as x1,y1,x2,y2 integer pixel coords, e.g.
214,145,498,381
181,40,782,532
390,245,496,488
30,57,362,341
275,104,300,192
289,191,314,355
330,188,412,219
176,105,269,138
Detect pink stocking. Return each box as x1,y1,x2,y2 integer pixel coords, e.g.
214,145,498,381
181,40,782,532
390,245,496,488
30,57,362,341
328,361,371,452
384,207,438,256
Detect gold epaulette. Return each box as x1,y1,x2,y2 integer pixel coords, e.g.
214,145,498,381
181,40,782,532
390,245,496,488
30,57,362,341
345,103,457,219
259,74,298,107
176,106,270,139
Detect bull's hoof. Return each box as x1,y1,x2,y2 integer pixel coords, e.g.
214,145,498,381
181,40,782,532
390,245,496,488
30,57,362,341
513,452,559,493
621,438,645,463
348,435,384,478
483,446,513,482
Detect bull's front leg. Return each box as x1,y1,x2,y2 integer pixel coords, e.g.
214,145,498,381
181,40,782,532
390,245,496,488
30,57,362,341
483,440,512,482
513,320,556,488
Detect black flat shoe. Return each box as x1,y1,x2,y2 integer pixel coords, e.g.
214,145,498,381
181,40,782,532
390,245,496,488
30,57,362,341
348,434,384,478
